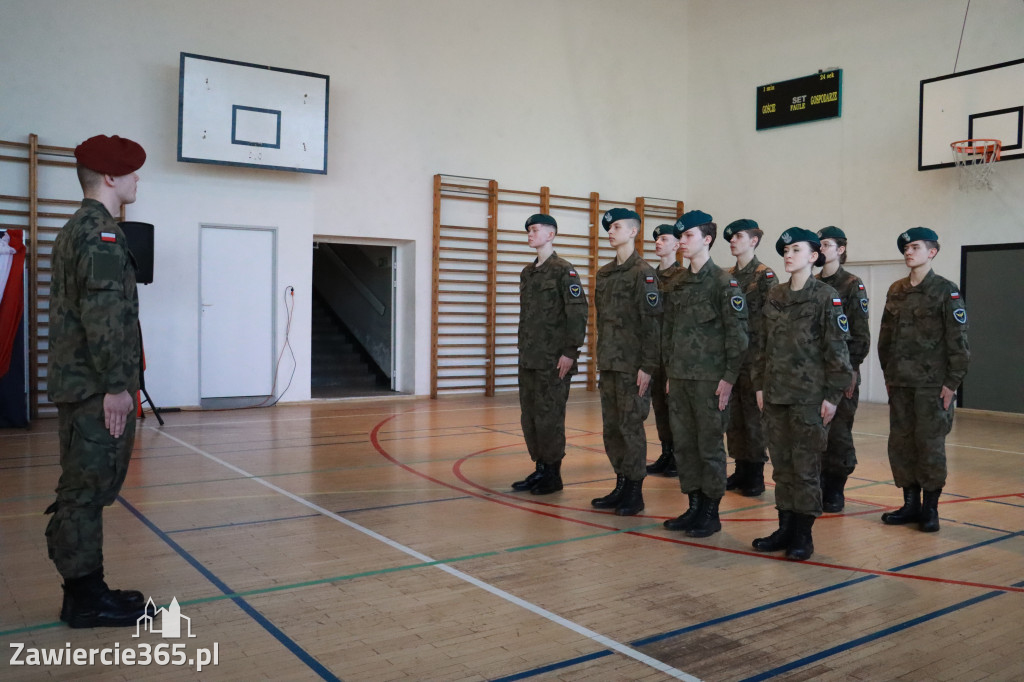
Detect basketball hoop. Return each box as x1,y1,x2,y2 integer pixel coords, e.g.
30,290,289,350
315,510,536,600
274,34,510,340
950,138,1001,191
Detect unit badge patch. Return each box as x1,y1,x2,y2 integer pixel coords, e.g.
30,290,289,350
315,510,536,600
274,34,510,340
646,292,660,307
731,295,744,312
859,298,869,314
953,308,967,324
569,283,582,298
837,314,849,333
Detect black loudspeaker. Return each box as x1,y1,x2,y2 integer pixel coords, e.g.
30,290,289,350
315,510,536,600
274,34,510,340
118,221,154,284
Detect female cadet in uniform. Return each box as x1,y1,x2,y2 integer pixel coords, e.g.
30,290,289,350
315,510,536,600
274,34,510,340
751,228,852,561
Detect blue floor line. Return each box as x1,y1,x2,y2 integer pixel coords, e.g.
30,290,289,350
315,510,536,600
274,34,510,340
490,651,612,682
739,582,1024,682
118,496,341,682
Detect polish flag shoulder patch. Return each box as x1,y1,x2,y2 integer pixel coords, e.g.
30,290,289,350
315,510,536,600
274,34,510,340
100,232,117,243
645,275,655,284
832,298,843,306
950,291,960,299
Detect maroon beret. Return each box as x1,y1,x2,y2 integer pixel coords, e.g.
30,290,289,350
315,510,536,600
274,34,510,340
74,135,146,176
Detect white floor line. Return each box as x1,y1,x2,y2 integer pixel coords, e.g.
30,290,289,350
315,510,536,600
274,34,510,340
150,426,700,681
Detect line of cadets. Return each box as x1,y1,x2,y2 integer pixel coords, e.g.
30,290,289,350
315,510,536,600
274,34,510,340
514,209,969,562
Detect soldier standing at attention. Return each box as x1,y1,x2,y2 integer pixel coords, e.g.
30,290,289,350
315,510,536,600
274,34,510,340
877,228,969,533
752,228,851,560
815,226,870,512
591,208,662,516
512,213,589,495
723,219,776,497
661,211,748,538
45,135,150,627
645,224,684,478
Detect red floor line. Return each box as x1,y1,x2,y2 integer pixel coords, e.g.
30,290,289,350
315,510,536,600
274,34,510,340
369,412,1024,595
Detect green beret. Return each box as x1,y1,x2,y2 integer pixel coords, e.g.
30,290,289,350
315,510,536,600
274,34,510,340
723,219,759,241
817,226,846,241
776,227,826,267
74,134,146,175
674,210,713,232
897,227,939,253
652,223,679,239
525,213,557,231
601,208,640,231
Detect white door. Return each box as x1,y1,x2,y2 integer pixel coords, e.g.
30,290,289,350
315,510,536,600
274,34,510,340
849,260,909,404
199,226,275,398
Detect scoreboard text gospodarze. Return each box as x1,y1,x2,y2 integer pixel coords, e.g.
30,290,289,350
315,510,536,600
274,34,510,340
756,69,842,130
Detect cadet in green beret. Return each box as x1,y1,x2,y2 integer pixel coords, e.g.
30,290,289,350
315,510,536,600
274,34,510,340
878,227,969,533
591,208,662,516
752,228,852,560
660,211,748,538
815,226,870,512
45,135,150,627
723,218,776,497
512,214,589,495
645,223,684,478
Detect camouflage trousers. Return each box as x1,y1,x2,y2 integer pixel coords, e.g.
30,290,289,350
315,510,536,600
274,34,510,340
762,402,825,517
823,385,859,478
887,386,953,491
726,369,768,464
598,370,651,481
669,378,728,498
518,366,572,465
650,366,672,446
45,394,136,579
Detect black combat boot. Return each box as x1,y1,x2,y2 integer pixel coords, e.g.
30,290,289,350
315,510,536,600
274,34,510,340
919,489,942,532
591,475,626,509
821,475,848,513
530,461,563,495
664,492,702,531
614,479,645,516
646,443,674,475
740,463,765,497
725,461,747,491
63,569,151,629
60,567,145,622
785,514,815,561
512,462,546,491
881,486,922,525
752,509,793,552
686,496,722,538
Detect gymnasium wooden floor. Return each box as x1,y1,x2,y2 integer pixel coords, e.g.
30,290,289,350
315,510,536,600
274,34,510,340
2,393,1022,681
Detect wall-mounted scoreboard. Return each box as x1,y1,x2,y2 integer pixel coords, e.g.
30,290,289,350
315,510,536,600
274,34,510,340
757,69,842,130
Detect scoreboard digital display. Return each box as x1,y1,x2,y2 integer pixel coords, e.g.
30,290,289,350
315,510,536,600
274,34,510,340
756,69,842,130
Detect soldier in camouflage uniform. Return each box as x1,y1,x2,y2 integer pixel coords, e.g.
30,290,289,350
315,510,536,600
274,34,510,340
752,228,852,561
815,226,870,512
591,208,662,516
646,224,684,478
878,227,969,533
44,135,150,628
660,211,748,538
723,219,776,497
512,213,589,495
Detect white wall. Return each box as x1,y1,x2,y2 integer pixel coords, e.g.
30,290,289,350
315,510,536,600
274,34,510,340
688,0,1024,276
0,0,690,405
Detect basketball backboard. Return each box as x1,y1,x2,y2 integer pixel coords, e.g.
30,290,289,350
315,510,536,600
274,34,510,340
918,57,1024,170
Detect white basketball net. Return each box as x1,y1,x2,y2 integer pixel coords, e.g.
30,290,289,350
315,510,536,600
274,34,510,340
950,139,1001,191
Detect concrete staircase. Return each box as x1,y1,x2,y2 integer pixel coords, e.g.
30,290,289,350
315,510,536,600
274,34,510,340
311,295,390,395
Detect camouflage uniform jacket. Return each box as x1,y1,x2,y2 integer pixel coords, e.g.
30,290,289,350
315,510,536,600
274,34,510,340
518,252,589,370
753,277,852,406
729,256,776,369
595,249,662,376
817,266,870,371
878,269,969,389
661,258,749,383
47,199,140,403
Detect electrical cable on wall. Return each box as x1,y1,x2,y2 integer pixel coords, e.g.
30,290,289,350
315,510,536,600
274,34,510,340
257,285,297,408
